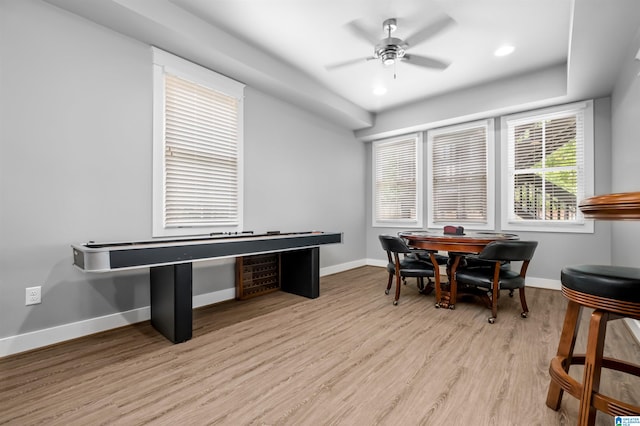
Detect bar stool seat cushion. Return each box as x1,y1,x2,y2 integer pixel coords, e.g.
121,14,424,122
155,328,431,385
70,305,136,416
561,265,640,303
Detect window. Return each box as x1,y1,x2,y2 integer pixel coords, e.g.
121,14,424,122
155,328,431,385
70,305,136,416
372,134,423,227
152,48,245,237
501,101,594,233
427,120,495,230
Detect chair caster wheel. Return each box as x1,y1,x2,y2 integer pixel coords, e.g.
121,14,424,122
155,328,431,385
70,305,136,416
393,300,398,306
449,304,455,310
435,303,440,309
385,289,390,295
521,312,528,318
488,317,496,324
509,290,514,298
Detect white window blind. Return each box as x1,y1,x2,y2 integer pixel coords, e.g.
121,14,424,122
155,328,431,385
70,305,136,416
153,48,244,237
372,134,422,227
427,120,494,229
502,101,593,233
164,74,240,227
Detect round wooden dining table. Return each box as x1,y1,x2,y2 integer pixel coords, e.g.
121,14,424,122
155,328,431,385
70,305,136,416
399,230,519,308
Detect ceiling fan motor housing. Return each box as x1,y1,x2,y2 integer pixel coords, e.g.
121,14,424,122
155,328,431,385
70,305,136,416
375,37,407,65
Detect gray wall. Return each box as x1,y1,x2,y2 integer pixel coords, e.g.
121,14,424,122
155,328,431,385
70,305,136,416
0,0,365,339
611,28,640,266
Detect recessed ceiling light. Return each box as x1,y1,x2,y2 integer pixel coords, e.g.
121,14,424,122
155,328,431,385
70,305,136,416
373,86,387,96
494,45,515,57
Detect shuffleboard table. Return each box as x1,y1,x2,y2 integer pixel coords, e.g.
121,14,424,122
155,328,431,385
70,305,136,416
72,231,342,343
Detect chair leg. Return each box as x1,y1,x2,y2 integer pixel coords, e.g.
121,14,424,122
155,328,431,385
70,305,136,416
428,252,442,308
394,269,401,305
449,255,462,309
487,264,500,324
488,282,499,323
519,286,529,318
385,273,392,295
546,300,583,410
578,310,608,426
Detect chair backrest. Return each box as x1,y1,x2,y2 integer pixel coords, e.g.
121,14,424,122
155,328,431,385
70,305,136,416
378,234,412,254
477,240,538,262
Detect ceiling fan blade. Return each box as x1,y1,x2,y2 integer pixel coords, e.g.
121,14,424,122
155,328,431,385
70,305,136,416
402,54,450,70
345,19,380,46
325,57,376,71
405,16,455,48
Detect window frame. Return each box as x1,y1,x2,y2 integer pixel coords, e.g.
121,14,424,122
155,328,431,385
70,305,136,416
500,100,594,233
152,47,245,237
427,119,495,231
371,133,423,228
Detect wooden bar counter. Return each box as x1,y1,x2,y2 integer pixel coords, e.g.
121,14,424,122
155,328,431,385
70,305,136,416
579,191,640,220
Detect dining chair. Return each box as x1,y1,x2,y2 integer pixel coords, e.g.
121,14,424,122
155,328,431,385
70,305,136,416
454,240,538,323
457,254,512,291
414,251,449,268
378,235,439,305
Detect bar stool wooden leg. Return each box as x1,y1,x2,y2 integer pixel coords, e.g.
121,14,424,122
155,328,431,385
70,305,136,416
546,300,583,409
578,310,608,426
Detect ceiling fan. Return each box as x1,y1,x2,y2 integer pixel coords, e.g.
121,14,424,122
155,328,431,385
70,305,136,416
326,16,455,73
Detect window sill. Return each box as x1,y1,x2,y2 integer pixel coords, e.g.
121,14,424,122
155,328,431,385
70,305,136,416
501,221,594,234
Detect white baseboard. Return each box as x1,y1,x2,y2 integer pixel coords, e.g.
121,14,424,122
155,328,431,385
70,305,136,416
0,306,151,358
625,319,640,346
0,287,237,358
367,258,388,268
524,276,561,290
0,261,365,358
321,259,366,276
193,288,236,309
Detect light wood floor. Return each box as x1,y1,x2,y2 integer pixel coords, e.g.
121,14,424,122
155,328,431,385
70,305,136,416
1,266,639,425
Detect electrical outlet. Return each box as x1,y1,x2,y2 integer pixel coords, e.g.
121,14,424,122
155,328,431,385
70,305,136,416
26,286,41,305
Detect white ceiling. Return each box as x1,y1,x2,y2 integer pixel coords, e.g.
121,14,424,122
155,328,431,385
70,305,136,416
44,0,640,130
172,0,571,113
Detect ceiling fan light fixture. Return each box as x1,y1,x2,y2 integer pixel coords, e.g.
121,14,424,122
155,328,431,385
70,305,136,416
376,44,405,66
373,86,387,96
382,52,396,66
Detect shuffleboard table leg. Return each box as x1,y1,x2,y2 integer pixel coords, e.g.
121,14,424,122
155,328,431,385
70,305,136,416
150,263,193,343
281,247,319,299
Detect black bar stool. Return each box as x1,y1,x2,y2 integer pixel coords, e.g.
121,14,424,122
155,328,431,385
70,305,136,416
546,264,640,425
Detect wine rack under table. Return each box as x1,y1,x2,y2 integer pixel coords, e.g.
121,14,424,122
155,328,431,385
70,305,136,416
236,253,281,300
